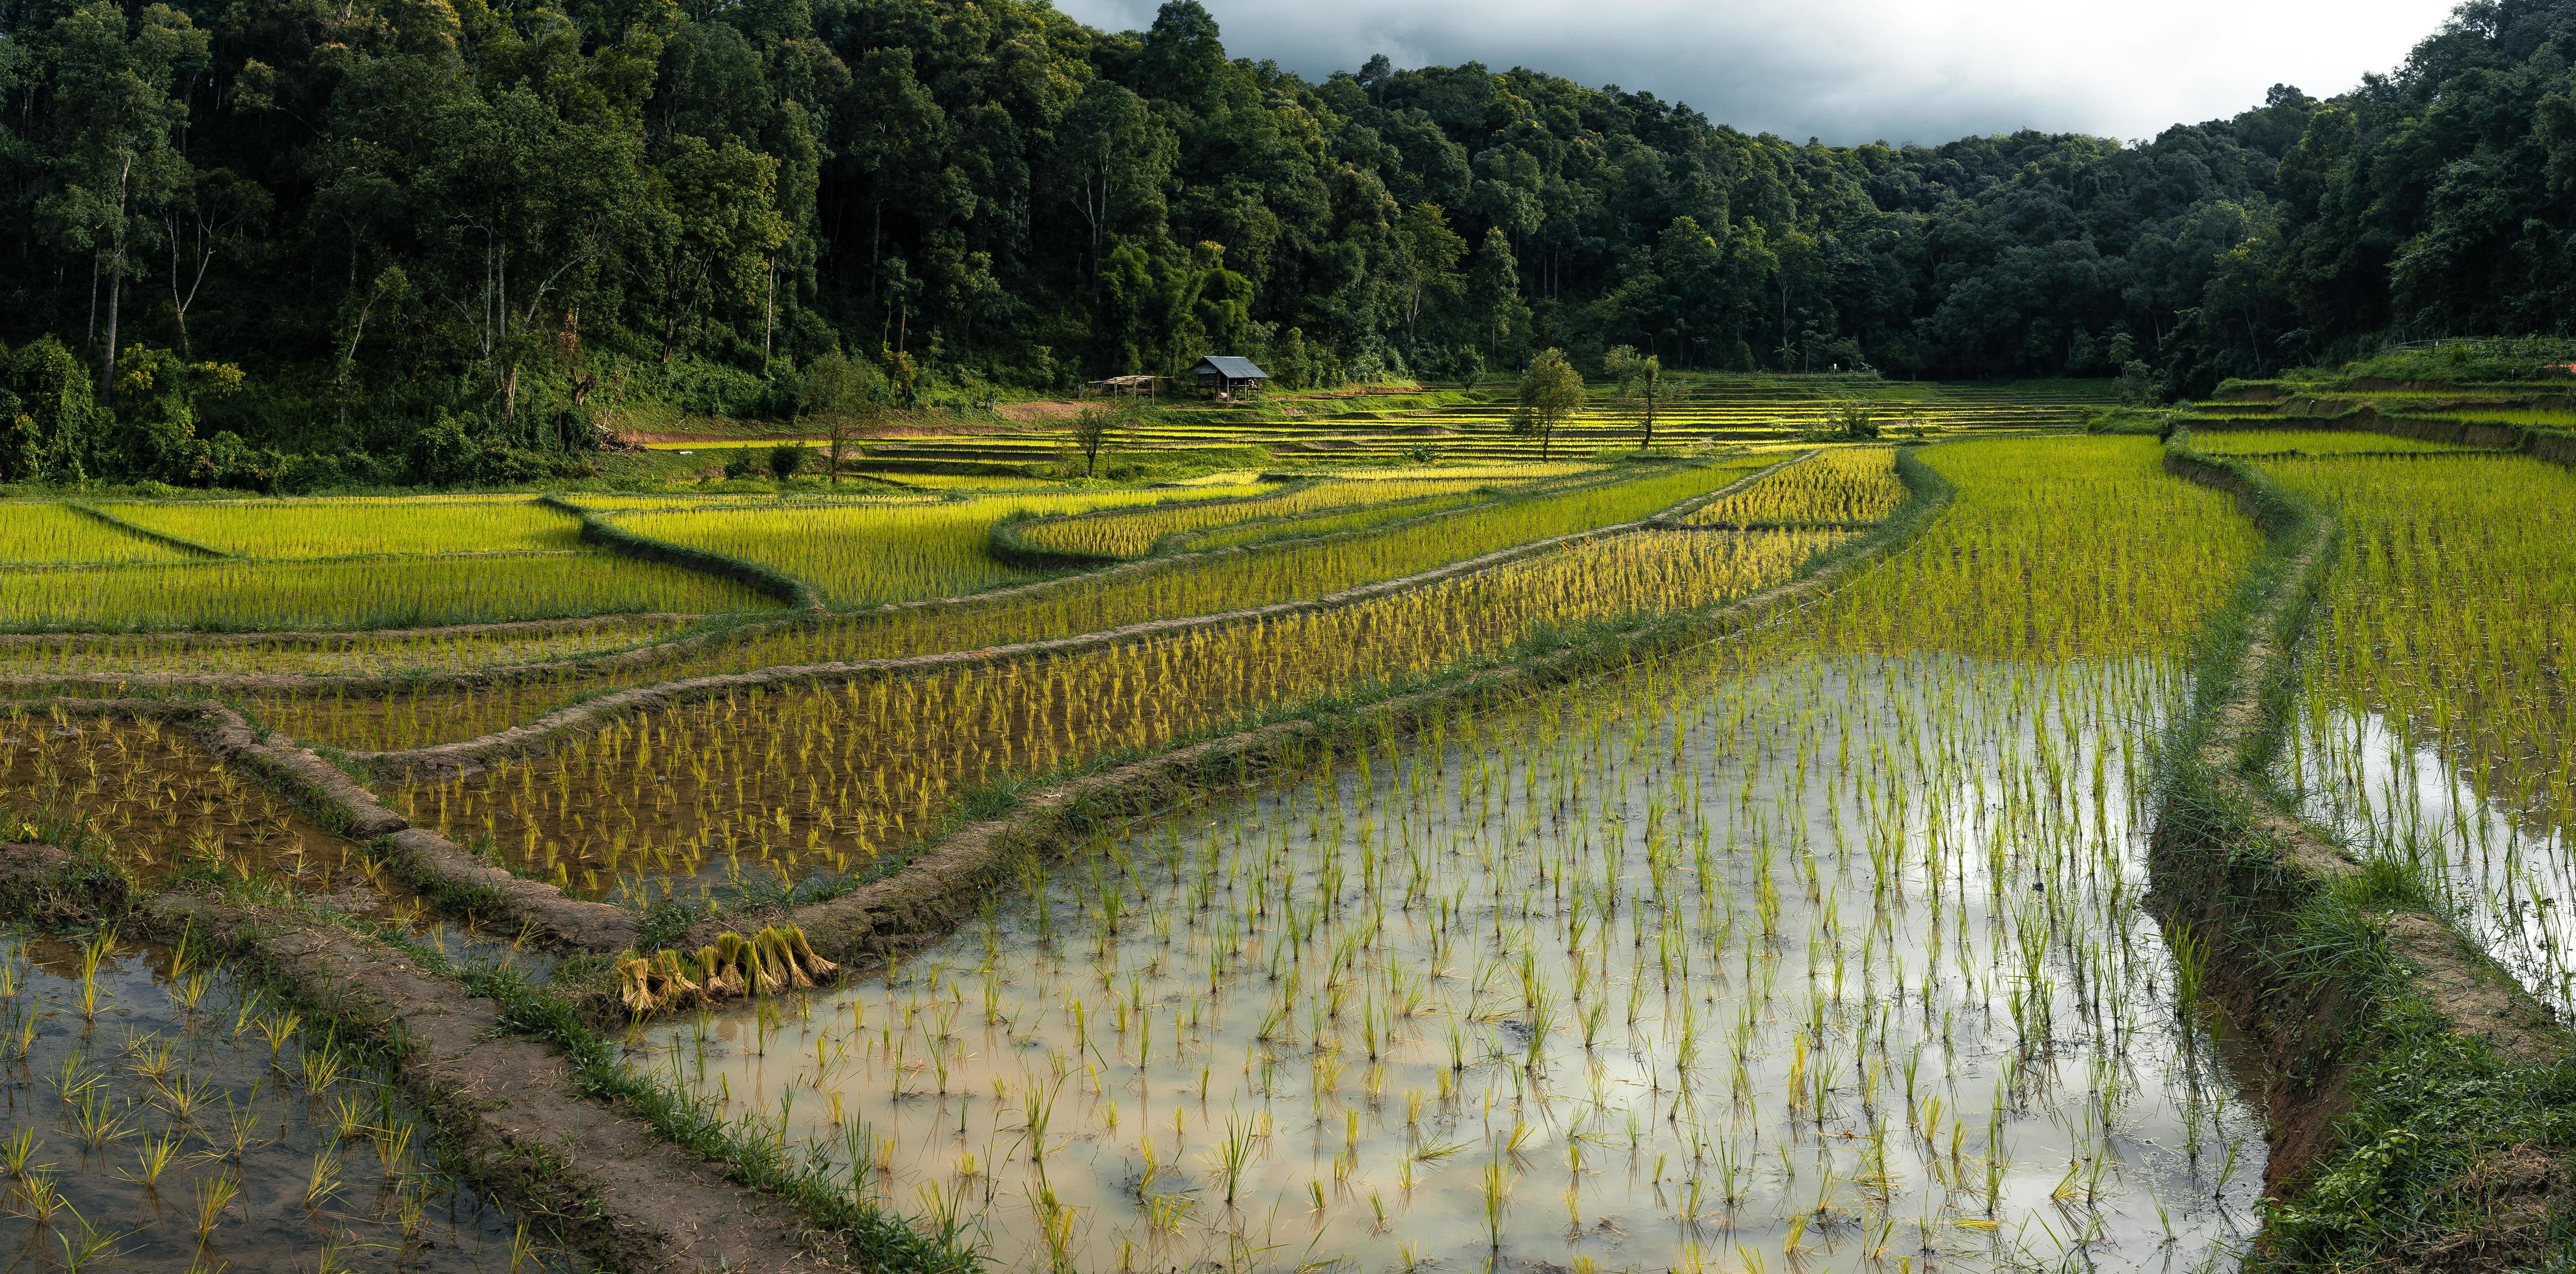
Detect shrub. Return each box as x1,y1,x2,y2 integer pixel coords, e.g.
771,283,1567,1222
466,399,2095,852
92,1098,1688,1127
769,443,807,480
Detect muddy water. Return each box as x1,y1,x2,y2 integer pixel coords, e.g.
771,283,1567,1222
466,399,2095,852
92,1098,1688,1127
2283,706,2576,1014
633,647,2263,1273
0,937,566,1272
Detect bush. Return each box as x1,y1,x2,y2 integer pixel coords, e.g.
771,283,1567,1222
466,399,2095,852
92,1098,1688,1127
2341,337,2576,385
722,450,758,480
769,443,806,480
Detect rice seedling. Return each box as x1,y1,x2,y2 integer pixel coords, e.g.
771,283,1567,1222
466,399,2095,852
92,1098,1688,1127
96,495,585,558
622,436,2267,1271
402,523,1842,898
2268,452,2576,1011
1685,446,1905,526
1016,474,1544,559
602,486,1260,606
254,460,1774,751
0,933,561,1271
0,502,192,564
2187,429,2470,456
0,551,769,632
0,710,358,887
0,613,694,679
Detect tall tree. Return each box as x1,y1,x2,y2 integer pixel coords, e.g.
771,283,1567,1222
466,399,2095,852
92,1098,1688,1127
37,1,205,402
1465,226,1524,363
1391,202,1466,360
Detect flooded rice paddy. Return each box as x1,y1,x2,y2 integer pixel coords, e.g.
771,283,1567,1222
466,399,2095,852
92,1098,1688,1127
2283,705,2576,1015
631,646,2264,1273
0,935,564,1271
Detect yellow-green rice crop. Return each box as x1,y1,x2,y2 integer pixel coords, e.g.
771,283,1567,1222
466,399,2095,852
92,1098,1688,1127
0,614,694,678
0,553,773,632
1685,446,1903,525
0,934,560,1270
1813,436,2257,660
1016,476,1529,559
263,462,1777,750
2270,453,2576,1009
562,490,945,511
2188,430,2470,456
605,487,1268,605
0,708,358,885
0,504,189,564
1168,487,1503,552
98,497,584,556
396,526,1841,898
1329,462,1597,480
620,434,2267,1273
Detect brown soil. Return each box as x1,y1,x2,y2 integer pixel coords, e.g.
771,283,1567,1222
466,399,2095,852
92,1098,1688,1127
2419,1144,2571,1273
160,891,858,1272
991,400,1088,424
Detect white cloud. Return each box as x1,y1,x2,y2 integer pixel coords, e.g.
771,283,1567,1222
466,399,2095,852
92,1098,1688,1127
1055,0,2461,143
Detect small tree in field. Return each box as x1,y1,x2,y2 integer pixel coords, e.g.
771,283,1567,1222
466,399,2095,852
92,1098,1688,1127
768,442,806,479
1510,348,1584,463
801,352,878,484
1454,346,1486,396
1833,398,1879,439
1071,404,1119,477
1605,345,1664,450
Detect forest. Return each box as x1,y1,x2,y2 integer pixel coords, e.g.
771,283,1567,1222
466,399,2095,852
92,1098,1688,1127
2,0,2573,486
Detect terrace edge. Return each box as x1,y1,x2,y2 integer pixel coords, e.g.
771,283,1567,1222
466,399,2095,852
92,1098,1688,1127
2149,436,2576,1266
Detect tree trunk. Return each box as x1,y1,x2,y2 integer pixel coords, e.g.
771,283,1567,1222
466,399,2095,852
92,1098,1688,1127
763,257,778,361
169,228,191,359
101,244,125,404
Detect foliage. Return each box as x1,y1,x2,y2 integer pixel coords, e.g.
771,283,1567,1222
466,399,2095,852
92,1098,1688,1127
1,0,2566,482
766,443,805,480
1510,349,1584,462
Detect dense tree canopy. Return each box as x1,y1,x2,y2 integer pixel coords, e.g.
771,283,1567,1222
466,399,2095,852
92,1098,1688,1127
1,0,2568,486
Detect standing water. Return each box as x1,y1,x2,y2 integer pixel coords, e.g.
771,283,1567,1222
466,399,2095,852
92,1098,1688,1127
631,646,2262,1273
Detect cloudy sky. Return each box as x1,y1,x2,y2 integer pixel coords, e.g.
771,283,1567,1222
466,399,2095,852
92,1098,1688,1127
1055,0,2462,144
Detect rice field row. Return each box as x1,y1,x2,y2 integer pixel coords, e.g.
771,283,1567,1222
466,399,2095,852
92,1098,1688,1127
0,552,774,632
393,526,1845,900
0,615,698,679
624,432,2266,1273
0,932,560,1272
2269,452,2576,1012
601,486,1270,606
2185,430,2473,456
0,708,365,892
253,461,1777,751
95,498,585,558
1685,447,1905,525
1014,476,1535,560
1812,437,2257,662
0,504,192,565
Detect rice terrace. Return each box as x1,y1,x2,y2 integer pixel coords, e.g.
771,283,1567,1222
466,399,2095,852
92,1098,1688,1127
3,0,2575,1270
